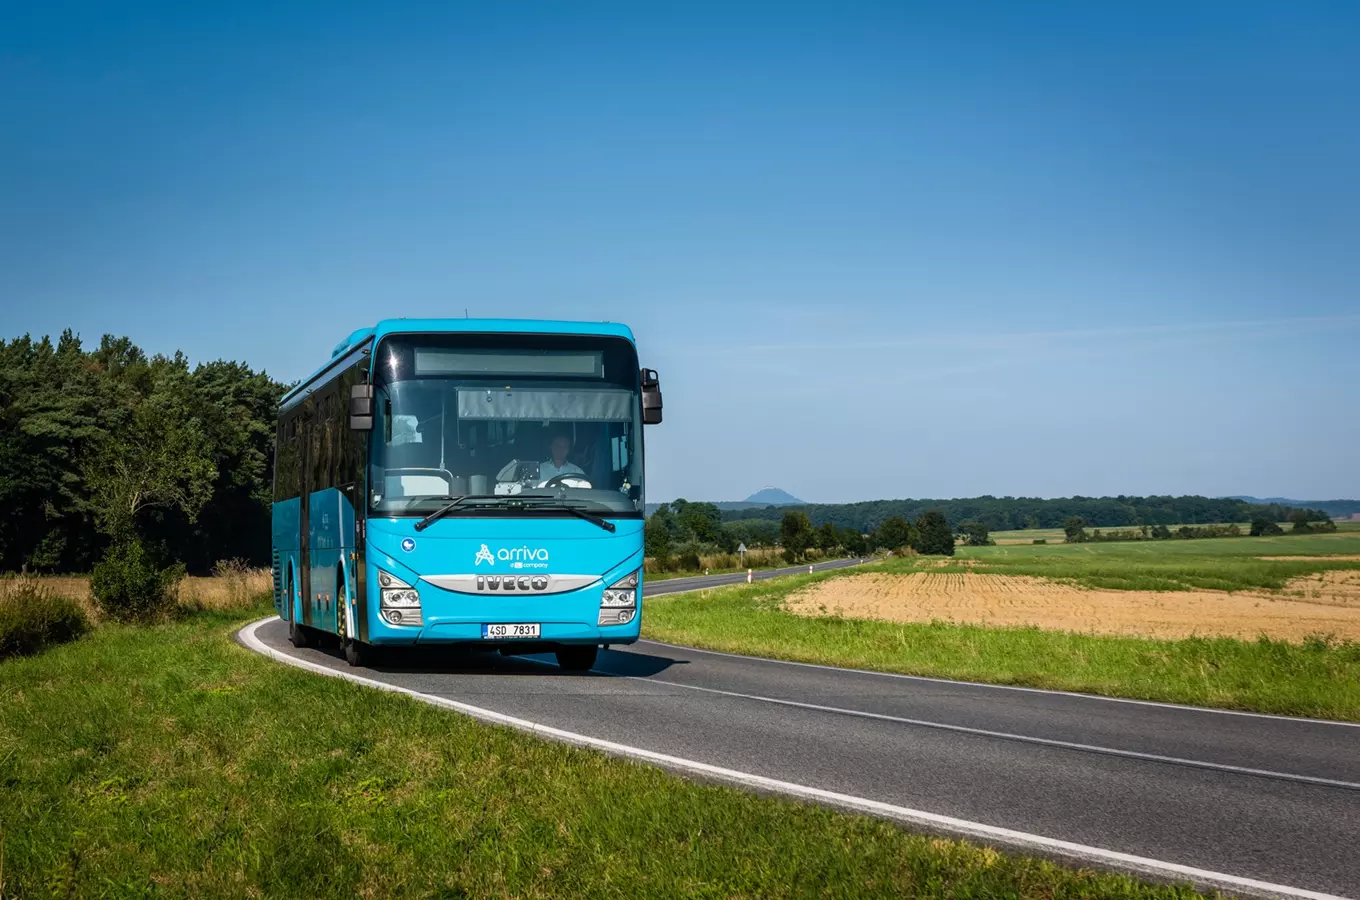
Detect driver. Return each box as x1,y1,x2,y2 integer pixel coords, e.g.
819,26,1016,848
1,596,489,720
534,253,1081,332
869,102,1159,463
539,432,585,484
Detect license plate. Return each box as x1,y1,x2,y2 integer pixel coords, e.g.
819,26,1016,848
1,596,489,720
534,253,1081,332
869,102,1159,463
482,623,540,640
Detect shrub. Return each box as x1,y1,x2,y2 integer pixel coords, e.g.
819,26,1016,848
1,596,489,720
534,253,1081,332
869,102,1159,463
1250,517,1284,537
678,551,702,572
90,540,185,622
1032,538,1047,544
0,575,90,659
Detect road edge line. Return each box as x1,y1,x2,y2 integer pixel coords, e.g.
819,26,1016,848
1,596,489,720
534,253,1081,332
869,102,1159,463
238,616,1349,900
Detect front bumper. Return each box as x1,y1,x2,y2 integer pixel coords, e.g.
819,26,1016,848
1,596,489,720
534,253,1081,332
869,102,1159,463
364,554,643,647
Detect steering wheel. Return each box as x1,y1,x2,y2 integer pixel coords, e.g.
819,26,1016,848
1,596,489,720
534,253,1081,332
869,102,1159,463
544,473,592,489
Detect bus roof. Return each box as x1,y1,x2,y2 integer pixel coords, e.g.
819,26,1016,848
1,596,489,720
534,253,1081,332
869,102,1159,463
280,318,638,407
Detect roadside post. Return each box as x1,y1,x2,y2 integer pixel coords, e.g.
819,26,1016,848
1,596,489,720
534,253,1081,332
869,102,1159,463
737,542,747,567
747,569,753,583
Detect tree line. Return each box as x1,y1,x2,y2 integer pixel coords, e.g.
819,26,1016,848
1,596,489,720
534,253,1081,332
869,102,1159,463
645,500,959,563
720,495,1333,534
0,331,287,575
1061,509,1338,544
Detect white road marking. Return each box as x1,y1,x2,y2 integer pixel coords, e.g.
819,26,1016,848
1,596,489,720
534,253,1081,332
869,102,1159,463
623,675,1360,790
239,617,1351,900
637,638,1360,728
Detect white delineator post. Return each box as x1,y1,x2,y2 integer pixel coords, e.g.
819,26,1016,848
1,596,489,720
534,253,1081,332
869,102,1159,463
747,569,753,583
808,565,813,574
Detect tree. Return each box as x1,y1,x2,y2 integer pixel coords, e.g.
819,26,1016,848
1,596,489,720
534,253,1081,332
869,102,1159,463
839,526,868,556
815,522,840,554
677,500,724,544
83,394,216,542
780,511,814,561
958,521,990,546
645,512,673,559
874,516,913,551
1063,516,1088,543
914,510,955,556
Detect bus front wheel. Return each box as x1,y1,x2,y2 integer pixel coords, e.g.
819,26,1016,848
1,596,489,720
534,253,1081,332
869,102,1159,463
343,638,380,668
555,645,598,672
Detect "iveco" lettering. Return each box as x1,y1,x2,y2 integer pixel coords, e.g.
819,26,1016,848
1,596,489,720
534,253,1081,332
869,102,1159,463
476,575,551,592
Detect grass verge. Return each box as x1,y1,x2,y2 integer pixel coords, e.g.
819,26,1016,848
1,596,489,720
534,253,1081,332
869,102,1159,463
0,604,1205,898
643,574,1360,721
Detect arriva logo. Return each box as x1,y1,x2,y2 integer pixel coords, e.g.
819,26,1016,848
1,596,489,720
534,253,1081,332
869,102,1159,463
473,544,551,569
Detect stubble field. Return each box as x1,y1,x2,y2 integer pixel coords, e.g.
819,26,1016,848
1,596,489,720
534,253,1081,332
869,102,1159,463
785,568,1360,641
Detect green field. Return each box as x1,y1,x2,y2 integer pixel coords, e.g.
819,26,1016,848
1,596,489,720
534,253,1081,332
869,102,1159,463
0,605,1206,899
642,531,1360,720
915,530,1360,592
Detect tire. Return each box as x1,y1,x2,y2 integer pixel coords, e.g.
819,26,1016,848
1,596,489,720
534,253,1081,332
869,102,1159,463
555,645,598,672
288,618,314,649
343,638,380,668
334,569,349,648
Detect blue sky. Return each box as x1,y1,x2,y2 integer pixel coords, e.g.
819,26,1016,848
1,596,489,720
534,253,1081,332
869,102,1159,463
2,1,1357,503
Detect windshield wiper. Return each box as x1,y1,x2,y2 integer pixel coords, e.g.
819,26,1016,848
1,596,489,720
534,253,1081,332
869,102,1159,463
413,494,617,533
413,494,502,531
519,498,617,533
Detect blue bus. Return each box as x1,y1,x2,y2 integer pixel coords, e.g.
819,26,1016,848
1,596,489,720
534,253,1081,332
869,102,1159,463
271,319,662,669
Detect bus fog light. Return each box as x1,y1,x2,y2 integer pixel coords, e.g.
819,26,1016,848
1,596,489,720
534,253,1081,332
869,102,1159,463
598,607,635,627
382,607,423,627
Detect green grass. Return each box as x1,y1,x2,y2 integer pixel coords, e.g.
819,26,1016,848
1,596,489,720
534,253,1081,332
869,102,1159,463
0,604,1207,899
642,572,1360,720
917,531,1360,592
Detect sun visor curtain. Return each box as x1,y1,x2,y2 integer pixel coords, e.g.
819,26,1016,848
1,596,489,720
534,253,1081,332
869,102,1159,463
457,388,634,421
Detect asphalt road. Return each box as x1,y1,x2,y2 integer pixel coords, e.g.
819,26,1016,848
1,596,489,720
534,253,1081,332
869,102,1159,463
244,564,1360,899
644,557,865,595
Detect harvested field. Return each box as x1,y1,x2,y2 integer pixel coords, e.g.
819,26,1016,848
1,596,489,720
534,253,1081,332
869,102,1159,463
785,572,1360,642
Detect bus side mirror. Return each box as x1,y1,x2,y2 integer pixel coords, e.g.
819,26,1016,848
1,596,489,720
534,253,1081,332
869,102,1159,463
640,368,662,425
349,384,375,431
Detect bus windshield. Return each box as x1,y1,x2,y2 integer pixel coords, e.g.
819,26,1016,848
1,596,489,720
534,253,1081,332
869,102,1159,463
369,333,644,517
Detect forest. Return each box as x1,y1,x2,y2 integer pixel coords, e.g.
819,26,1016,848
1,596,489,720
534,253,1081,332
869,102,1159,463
0,331,286,573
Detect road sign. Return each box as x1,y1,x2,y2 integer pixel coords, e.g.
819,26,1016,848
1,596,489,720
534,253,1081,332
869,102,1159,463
737,543,747,554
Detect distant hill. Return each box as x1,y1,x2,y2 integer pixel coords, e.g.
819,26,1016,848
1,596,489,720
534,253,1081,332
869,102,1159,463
743,487,805,506
1227,497,1360,518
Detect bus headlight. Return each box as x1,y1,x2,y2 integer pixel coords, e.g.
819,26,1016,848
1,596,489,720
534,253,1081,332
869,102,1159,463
377,569,423,626
599,570,638,625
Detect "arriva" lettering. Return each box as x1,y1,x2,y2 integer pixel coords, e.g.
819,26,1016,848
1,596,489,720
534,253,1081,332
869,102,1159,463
498,546,550,562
